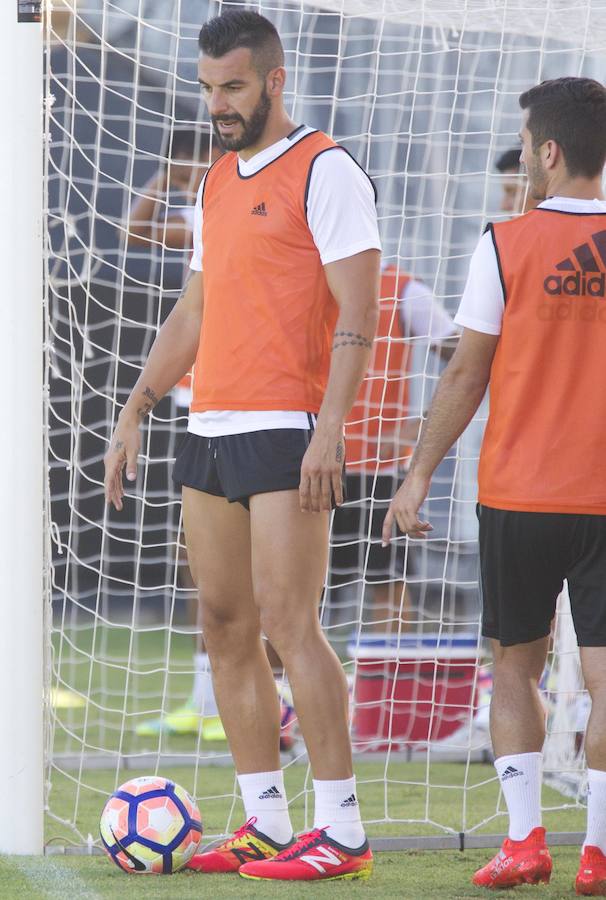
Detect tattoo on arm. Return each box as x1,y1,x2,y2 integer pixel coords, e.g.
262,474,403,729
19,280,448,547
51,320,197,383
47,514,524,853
114,440,124,453
332,331,372,351
136,386,160,421
336,440,344,464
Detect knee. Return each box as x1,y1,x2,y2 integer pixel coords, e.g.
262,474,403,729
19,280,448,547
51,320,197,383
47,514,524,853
258,603,319,659
200,591,259,654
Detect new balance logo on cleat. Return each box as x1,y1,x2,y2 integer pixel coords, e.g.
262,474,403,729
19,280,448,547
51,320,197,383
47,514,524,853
501,766,523,781
258,786,283,800
544,229,606,296
251,201,268,216
340,793,358,807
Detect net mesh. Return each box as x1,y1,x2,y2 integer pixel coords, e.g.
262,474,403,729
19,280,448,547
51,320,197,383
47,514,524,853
45,0,600,848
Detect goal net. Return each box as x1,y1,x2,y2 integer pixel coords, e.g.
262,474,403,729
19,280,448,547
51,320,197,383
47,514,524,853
44,0,602,852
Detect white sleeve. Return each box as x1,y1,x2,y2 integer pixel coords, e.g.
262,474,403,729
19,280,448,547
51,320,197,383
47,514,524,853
454,230,504,335
306,149,381,265
400,278,458,340
178,205,195,232
189,175,205,271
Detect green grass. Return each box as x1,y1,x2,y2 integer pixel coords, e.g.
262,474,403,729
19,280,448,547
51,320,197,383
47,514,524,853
0,848,587,899
34,623,588,898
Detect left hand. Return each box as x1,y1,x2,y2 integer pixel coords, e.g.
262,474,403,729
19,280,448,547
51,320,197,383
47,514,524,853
382,471,433,544
299,424,345,512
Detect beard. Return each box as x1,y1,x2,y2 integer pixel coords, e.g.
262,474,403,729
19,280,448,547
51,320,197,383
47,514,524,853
211,88,271,152
524,153,548,202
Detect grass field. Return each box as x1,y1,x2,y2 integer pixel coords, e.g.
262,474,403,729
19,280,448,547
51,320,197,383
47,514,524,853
17,623,586,898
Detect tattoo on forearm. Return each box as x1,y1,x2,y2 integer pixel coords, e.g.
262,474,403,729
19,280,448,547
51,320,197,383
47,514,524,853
332,331,372,351
137,386,159,421
336,440,344,464
114,440,124,453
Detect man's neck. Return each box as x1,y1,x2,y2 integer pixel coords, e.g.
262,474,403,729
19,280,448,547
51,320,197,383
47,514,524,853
238,114,298,162
545,174,605,202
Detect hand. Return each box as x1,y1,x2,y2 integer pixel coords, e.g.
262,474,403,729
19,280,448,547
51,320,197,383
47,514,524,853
299,424,345,513
104,415,141,511
382,471,433,544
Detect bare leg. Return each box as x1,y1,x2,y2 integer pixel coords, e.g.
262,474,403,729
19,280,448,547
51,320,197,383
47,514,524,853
580,647,606,770
250,490,352,780
489,637,549,757
182,487,280,773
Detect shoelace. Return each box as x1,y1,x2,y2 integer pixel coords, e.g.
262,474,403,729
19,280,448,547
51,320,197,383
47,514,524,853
277,828,326,861
223,817,258,848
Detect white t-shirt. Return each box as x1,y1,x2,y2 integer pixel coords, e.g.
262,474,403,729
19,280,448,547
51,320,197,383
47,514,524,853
455,196,606,335
187,125,382,438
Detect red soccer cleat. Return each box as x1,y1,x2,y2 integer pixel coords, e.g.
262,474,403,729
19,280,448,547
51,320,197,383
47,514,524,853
576,845,606,896
239,827,373,882
472,826,552,889
186,817,294,873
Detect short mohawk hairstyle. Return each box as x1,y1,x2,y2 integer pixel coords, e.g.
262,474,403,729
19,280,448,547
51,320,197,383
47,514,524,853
198,9,284,74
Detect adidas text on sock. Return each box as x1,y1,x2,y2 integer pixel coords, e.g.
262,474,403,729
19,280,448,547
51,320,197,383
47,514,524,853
312,776,366,849
494,752,542,841
237,770,293,845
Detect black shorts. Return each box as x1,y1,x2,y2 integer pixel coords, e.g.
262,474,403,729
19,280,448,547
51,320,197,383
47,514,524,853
173,425,342,510
478,504,606,647
329,472,406,587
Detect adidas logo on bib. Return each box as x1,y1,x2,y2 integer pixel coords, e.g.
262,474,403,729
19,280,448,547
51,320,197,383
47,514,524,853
544,230,606,296
251,201,268,216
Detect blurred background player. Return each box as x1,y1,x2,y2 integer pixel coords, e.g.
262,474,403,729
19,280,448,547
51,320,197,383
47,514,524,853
126,128,226,741
384,76,606,894
329,265,457,634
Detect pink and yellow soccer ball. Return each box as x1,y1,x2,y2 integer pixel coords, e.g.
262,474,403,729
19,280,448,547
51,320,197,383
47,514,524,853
99,776,202,874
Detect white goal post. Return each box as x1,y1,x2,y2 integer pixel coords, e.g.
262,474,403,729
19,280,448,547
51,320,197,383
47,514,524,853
0,1,44,855
5,0,601,857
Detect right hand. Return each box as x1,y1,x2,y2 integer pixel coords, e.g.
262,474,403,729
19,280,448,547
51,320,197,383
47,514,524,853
104,415,141,511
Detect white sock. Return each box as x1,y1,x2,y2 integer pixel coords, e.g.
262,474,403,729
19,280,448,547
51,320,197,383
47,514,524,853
237,770,293,846
585,768,606,854
494,752,542,841
192,652,218,717
313,777,366,849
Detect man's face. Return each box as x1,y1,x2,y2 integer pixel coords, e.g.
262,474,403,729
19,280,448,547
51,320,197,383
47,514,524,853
500,168,526,214
198,47,272,152
519,111,548,203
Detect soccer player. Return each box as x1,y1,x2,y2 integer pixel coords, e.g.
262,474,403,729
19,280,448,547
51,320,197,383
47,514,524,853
382,77,606,894
330,265,457,632
104,9,380,883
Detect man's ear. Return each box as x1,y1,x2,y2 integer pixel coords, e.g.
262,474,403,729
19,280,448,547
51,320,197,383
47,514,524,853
266,66,286,97
542,138,561,172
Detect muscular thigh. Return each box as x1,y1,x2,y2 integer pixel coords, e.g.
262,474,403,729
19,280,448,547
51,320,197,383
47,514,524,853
182,486,256,625
250,490,329,627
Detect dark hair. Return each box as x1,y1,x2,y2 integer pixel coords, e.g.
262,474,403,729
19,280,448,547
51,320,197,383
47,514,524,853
166,128,214,163
495,148,521,173
198,9,284,75
519,77,606,178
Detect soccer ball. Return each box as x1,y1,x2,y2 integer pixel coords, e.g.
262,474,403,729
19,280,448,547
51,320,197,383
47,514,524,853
100,776,202,874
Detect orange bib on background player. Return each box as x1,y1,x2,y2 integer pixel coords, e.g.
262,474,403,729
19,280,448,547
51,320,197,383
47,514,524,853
345,267,411,471
479,209,606,514
191,131,340,413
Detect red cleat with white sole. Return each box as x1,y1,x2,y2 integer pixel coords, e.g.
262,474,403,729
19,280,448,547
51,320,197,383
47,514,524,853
186,817,294,873
576,846,606,896
472,826,552,889
239,827,373,882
